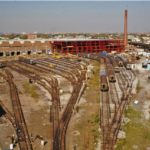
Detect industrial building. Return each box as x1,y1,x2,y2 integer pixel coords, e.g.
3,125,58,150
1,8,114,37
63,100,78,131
50,39,125,54
0,40,51,56
27,34,37,39
0,39,125,55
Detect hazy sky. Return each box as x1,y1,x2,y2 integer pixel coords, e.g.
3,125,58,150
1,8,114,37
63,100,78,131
0,1,150,33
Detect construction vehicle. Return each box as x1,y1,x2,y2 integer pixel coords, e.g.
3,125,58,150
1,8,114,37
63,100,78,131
53,55,61,59
55,55,61,59
50,64,55,68
53,52,61,59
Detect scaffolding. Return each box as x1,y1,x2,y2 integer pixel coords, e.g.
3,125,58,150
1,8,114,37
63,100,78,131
51,39,125,54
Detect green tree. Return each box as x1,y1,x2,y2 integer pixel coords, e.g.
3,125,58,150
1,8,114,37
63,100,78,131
20,34,27,39
140,34,147,37
37,34,49,39
128,39,132,41
8,34,16,39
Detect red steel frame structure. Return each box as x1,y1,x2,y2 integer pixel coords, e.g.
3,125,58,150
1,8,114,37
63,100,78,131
50,39,125,54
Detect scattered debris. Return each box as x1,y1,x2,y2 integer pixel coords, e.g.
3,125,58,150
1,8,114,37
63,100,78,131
133,145,138,149
134,101,138,105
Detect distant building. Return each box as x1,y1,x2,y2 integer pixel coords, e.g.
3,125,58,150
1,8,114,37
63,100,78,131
27,34,37,39
21,32,26,35
132,38,140,42
4,33,12,35
75,35,85,39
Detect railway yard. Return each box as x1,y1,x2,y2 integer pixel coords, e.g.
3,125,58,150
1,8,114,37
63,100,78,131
0,52,150,150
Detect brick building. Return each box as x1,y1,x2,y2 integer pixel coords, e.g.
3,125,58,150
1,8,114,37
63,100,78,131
27,34,37,39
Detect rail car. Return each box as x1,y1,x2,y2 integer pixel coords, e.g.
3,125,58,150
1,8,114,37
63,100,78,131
96,53,107,60
112,59,120,73
100,70,109,91
106,64,116,82
88,54,100,62
117,56,131,70
106,54,122,69
106,55,120,73
115,57,124,67
86,53,116,82
100,65,105,71
98,55,116,82
105,58,111,64
77,52,116,82
77,53,90,58
18,56,35,65
77,53,82,57
100,58,105,65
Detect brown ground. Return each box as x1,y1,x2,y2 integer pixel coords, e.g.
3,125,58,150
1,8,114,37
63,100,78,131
66,60,100,150
0,54,76,150
0,70,16,149
130,57,150,111
116,56,150,149
0,57,53,150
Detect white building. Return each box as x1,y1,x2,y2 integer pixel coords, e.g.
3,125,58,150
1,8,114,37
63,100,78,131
132,38,141,42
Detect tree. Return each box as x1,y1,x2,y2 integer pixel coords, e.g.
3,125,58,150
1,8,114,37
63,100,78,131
8,34,16,39
21,34,27,39
37,34,49,39
140,34,147,37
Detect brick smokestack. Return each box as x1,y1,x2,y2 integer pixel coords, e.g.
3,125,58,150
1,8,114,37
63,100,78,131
124,10,127,47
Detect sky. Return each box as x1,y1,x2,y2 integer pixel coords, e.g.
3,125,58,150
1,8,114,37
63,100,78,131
0,1,150,33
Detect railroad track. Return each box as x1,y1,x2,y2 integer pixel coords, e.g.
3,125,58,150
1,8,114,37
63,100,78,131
101,91,110,150
2,59,87,150
43,58,83,70
0,99,15,126
3,61,60,147
35,60,80,79
77,53,136,150
13,59,85,150
0,68,32,150
109,82,120,105
108,67,136,149
54,81,83,150
35,61,76,83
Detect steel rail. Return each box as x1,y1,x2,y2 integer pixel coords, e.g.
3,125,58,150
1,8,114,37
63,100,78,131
2,68,32,150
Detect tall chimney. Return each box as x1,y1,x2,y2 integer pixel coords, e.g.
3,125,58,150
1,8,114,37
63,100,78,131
124,10,127,48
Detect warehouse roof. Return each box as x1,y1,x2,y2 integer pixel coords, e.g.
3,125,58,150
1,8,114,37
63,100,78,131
0,39,51,47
